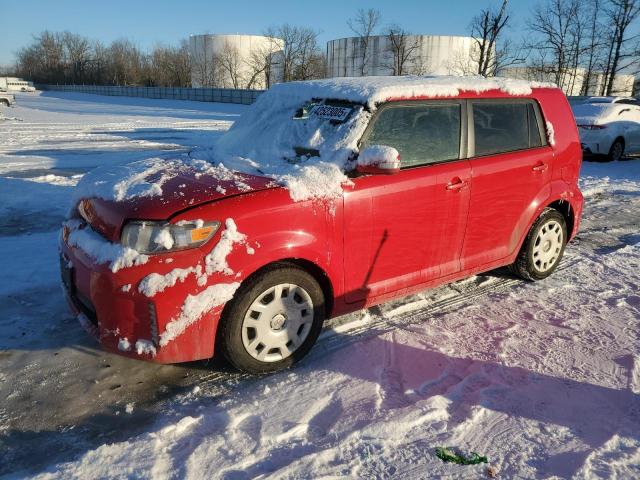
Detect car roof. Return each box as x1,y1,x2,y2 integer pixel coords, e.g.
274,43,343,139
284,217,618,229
266,76,558,108
586,96,637,103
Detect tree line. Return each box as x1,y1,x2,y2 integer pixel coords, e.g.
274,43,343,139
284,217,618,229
8,0,640,94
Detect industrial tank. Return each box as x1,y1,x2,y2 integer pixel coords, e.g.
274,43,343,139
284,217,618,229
190,34,284,89
326,35,480,77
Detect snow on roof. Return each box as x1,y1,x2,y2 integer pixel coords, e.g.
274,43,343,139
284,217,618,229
262,75,557,108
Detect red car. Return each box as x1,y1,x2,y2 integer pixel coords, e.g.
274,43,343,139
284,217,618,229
60,77,583,374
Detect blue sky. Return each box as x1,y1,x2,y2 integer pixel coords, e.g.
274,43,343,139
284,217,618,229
0,0,538,66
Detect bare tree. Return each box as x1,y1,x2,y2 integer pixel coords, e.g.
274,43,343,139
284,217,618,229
602,0,640,94
347,8,382,75
150,41,191,87
215,41,244,88
190,36,217,87
266,25,324,81
62,32,92,83
384,25,421,76
470,0,514,76
107,39,147,85
245,36,282,88
581,0,606,94
528,0,582,89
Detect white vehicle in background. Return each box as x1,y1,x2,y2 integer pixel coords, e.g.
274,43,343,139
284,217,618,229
572,97,640,161
0,77,36,92
0,92,16,107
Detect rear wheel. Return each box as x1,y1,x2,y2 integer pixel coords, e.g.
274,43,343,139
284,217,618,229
608,138,625,161
510,208,567,281
219,265,325,374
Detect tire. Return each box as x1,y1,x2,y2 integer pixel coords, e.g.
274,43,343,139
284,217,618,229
510,208,568,281
608,138,625,161
0,99,8,107
218,264,325,374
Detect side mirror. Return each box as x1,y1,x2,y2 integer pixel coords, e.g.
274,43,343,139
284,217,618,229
356,145,401,175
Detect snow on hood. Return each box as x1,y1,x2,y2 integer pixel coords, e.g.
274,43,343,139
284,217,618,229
71,155,259,206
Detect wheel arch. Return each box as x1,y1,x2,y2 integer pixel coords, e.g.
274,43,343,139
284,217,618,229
546,199,575,239
214,257,335,358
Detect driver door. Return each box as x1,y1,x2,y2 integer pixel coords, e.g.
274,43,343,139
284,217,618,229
343,100,471,303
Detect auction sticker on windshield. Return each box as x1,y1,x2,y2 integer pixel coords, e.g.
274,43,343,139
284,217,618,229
311,105,352,121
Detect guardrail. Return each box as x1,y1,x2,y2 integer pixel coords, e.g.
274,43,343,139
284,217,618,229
34,84,263,105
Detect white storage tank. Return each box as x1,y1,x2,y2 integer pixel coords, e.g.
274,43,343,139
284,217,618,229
190,34,284,89
327,35,480,77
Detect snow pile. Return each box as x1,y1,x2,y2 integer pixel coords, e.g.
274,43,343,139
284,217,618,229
72,156,182,204
545,121,556,146
138,266,200,298
117,338,131,352
159,282,240,346
154,229,174,250
65,221,149,273
358,145,401,168
70,157,255,207
135,339,157,356
204,219,246,276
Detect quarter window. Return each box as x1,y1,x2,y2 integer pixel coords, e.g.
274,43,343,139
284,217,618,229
473,101,545,156
362,103,461,168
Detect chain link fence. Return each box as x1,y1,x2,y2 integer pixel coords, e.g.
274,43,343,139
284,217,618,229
34,84,263,105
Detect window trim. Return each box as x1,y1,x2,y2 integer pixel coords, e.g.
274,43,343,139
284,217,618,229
358,99,468,170
467,98,549,158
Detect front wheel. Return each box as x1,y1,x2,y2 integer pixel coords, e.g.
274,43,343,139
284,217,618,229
510,208,567,281
218,264,325,374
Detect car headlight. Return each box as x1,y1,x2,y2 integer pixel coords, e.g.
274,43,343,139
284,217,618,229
121,220,220,254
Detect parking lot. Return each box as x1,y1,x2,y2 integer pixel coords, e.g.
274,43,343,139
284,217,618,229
1,92,639,478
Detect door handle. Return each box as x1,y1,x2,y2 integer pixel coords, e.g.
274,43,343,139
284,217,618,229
446,178,467,191
532,162,548,173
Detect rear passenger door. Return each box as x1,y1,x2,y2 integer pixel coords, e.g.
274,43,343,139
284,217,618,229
461,99,552,270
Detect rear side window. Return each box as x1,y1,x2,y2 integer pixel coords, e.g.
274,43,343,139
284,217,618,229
362,103,461,168
473,101,545,156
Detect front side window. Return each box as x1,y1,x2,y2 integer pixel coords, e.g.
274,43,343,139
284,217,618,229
473,101,545,156
362,103,461,168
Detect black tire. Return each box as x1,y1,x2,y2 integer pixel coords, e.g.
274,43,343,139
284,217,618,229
0,99,8,107
608,138,625,161
510,208,568,281
218,264,325,374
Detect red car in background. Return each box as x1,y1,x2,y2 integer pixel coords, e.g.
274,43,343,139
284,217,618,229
60,76,583,374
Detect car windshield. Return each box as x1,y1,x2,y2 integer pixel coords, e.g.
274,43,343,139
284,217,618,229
210,91,369,181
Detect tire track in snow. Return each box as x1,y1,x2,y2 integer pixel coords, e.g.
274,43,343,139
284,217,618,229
197,258,578,394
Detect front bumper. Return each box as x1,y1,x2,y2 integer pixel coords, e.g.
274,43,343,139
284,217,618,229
59,227,226,364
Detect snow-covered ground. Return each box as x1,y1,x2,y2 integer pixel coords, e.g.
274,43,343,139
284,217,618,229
1,92,639,479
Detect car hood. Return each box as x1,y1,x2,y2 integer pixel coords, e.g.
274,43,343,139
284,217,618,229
74,163,276,242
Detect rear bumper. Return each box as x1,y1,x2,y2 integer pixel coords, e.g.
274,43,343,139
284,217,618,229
59,227,226,364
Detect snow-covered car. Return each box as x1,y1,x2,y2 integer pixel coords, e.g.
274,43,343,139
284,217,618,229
60,76,584,374
0,92,15,107
572,97,640,160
